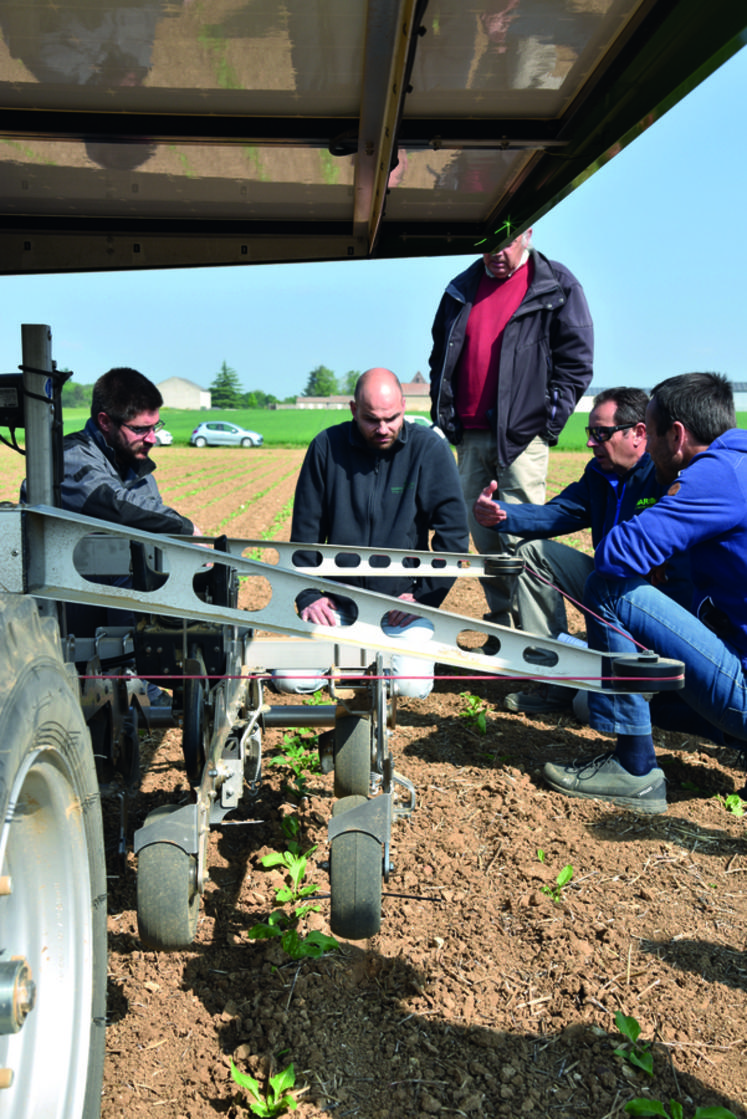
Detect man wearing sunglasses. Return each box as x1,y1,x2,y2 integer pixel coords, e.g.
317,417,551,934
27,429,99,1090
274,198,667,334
544,373,745,814
60,366,199,535
473,387,691,715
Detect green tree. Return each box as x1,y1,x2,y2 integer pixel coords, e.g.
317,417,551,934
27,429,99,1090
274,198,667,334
303,365,338,397
341,370,360,395
61,377,94,409
242,389,278,409
210,361,242,408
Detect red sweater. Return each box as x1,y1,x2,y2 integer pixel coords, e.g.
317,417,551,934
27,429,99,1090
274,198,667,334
454,258,531,429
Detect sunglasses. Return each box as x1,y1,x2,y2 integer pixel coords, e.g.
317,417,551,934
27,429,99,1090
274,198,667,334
118,419,166,437
585,423,636,444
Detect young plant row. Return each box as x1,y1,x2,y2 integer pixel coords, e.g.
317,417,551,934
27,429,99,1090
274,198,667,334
215,468,299,533
231,717,338,1116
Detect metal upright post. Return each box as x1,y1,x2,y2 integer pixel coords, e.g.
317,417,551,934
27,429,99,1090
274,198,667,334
21,323,56,508
22,324,58,619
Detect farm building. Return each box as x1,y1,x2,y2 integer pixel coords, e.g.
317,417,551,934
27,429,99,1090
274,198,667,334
158,376,211,410
295,371,431,411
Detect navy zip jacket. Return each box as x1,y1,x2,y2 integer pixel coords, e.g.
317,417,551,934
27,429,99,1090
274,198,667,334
597,428,747,668
491,452,662,548
491,451,692,608
429,250,593,465
291,419,469,609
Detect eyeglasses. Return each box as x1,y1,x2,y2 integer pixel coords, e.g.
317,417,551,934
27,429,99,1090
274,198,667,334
117,419,165,437
585,423,636,444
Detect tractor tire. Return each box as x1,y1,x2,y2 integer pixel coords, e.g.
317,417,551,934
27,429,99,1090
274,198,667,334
329,795,382,940
0,594,106,1119
137,806,200,950
333,715,371,798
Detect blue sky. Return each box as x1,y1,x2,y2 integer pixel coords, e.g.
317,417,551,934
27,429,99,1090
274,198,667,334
1,45,744,400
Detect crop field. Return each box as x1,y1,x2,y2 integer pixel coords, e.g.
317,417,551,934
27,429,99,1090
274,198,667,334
2,443,747,1119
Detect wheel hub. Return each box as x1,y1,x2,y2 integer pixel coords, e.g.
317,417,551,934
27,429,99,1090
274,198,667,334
0,957,36,1035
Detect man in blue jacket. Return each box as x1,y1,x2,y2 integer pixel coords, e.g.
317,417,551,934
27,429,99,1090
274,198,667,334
429,230,593,627
473,387,690,714
281,367,469,698
543,372,746,814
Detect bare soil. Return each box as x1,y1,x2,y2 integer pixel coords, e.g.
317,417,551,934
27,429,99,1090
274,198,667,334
2,445,746,1118
95,449,747,1119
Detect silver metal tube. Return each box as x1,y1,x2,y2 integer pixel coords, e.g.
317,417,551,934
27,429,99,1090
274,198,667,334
261,705,337,728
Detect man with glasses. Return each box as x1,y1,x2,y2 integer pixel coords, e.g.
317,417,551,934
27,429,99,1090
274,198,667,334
61,366,199,535
543,373,745,814
473,387,691,715
55,367,200,706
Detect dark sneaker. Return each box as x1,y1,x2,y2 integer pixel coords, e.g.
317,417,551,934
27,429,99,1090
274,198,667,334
146,681,172,708
543,753,667,814
505,683,575,715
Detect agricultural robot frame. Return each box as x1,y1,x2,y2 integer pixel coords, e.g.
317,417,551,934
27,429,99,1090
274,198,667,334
0,324,685,1117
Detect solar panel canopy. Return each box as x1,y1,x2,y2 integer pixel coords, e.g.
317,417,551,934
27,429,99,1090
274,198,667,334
0,0,744,274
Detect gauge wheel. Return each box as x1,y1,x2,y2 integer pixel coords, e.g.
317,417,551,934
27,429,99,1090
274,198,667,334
333,715,371,798
329,795,382,940
0,595,106,1119
182,663,208,787
137,806,200,950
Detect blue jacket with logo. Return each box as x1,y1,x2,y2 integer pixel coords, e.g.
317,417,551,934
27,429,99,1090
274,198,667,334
291,419,469,607
491,452,662,548
596,427,747,668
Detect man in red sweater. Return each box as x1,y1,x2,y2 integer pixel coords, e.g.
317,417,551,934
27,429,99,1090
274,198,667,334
429,230,594,627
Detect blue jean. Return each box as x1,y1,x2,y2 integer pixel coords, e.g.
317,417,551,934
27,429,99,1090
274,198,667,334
585,571,747,748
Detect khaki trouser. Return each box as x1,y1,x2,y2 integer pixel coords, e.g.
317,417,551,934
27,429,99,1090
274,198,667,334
457,431,548,626
514,537,594,639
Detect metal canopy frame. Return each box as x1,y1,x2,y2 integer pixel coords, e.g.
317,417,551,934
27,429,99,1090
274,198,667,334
0,0,744,274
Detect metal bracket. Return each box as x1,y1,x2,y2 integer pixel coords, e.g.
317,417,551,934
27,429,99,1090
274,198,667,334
327,793,392,848
133,802,200,858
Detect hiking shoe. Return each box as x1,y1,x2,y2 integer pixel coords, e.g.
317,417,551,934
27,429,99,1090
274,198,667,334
543,753,667,814
505,683,575,715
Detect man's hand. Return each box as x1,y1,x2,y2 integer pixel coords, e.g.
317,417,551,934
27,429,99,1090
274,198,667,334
300,595,339,626
473,481,507,527
386,593,419,628
647,562,669,587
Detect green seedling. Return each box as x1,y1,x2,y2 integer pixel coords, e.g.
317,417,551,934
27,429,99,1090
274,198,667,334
614,1011,654,1077
230,1059,298,1116
537,849,546,863
459,691,488,734
266,730,321,798
713,792,745,817
261,842,318,909
540,863,573,903
302,689,328,706
625,1100,737,1118
247,819,340,960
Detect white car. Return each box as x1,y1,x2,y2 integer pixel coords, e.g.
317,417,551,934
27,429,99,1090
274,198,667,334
405,414,446,438
190,421,263,448
154,427,173,446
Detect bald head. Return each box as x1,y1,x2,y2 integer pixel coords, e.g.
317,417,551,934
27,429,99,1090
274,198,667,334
351,368,406,451
354,367,403,402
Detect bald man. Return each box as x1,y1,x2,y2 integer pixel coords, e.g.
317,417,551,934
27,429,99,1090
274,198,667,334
280,368,469,697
